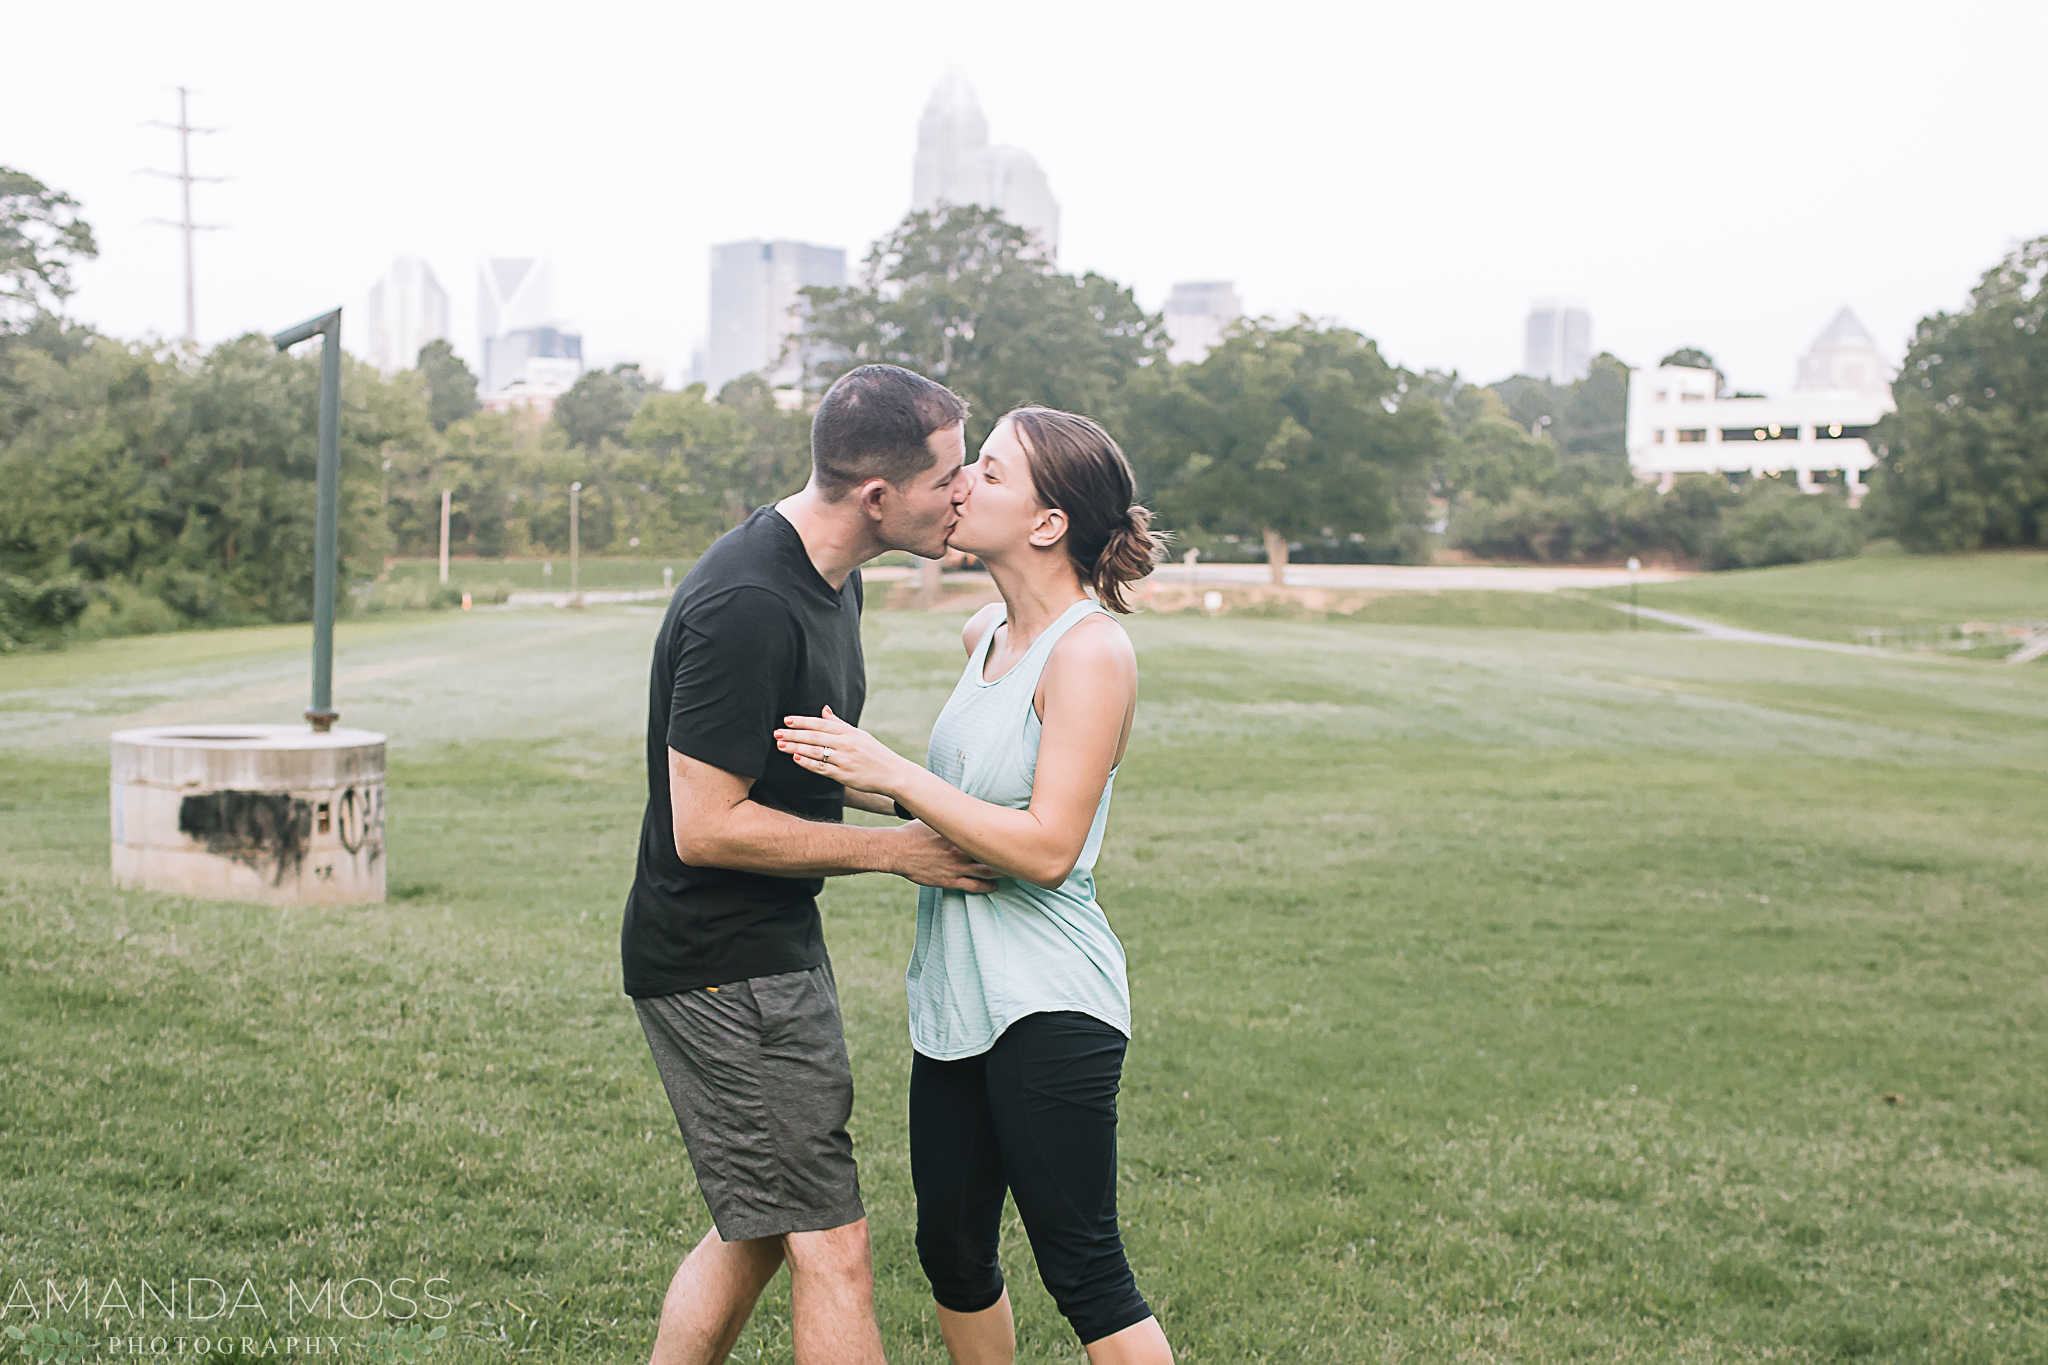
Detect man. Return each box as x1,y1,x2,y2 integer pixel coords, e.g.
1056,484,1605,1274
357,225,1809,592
623,364,993,1365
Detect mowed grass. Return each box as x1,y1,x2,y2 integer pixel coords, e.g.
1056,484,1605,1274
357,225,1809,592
2,604,2046,1363
383,556,692,593
1590,550,2048,643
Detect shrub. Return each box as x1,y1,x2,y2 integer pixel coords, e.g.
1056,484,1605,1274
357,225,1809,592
1705,488,1863,570
0,575,91,649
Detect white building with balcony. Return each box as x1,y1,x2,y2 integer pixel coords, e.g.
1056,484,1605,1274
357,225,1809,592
1626,309,1895,500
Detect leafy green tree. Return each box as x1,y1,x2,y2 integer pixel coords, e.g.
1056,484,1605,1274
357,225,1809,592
555,362,656,450
1655,347,1725,397
1419,377,1559,504
1492,352,1633,472
615,378,810,550
1866,234,2047,551
1129,320,1446,581
0,326,172,582
1,166,97,328
804,206,1163,451
153,336,423,620
415,339,479,431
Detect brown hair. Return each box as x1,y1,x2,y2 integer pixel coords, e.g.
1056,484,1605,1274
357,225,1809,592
810,364,969,499
1002,407,1167,613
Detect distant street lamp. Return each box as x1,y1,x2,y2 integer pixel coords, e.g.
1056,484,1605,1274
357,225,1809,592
570,482,582,593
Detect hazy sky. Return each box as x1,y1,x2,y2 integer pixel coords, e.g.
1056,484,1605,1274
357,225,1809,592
9,0,2045,395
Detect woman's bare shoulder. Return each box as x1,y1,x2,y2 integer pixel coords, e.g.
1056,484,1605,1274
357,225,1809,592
1044,610,1136,682
963,602,1006,658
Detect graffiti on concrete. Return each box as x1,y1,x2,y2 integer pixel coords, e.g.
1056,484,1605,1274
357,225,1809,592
177,790,312,885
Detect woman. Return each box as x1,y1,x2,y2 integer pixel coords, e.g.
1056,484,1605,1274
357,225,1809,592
774,407,1174,1364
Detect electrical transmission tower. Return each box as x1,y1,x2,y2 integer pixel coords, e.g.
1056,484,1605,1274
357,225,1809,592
144,87,224,346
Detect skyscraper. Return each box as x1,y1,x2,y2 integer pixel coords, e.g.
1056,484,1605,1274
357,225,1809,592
1163,282,1242,365
477,258,581,397
1524,299,1592,384
1795,307,1891,393
364,259,449,374
911,70,1060,258
704,241,846,393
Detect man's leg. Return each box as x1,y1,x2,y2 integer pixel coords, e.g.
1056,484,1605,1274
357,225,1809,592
649,1227,785,1365
783,1217,885,1365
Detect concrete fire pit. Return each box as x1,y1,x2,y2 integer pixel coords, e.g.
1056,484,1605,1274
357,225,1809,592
110,724,387,904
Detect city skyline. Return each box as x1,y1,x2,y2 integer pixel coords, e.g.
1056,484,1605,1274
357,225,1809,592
363,257,448,375
911,70,1060,259
1524,300,1592,386
703,240,846,392
8,0,2045,396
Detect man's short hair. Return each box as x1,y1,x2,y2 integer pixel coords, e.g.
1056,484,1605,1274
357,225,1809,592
810,365,969,499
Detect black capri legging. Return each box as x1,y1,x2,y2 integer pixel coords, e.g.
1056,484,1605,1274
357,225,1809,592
910,1011,1153,1345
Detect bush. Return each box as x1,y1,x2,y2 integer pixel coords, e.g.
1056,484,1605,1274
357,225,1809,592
75,582,183,640
1447,476,1848,569
0,575,91,649
354,577,514,613
1705,488,1864,570
148,568,227,623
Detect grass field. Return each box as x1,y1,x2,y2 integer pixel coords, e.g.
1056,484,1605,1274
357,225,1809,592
4,592,2046,1362
382,556,694,594
1588,550,2048,645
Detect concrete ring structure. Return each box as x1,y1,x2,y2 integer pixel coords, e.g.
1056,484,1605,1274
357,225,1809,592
110,724,387,905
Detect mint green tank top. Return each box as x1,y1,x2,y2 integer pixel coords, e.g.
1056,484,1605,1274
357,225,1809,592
905,598,1132,1060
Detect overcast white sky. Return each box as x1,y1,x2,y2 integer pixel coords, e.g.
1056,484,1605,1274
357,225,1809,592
8,0,2045,395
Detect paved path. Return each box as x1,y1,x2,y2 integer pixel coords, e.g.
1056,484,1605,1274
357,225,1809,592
864,563,1691,592
504,588,674,607
1606,602,1882,655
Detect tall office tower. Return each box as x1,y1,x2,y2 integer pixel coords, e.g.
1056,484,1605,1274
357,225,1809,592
364,258,449,374
911,69,1060,258
1795,307,1891,393
1524,299,1592,384
1163,281,1243,365
705,240,846,392
478,258,581,395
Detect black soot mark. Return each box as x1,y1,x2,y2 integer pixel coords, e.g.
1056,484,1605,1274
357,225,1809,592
178,790,312,885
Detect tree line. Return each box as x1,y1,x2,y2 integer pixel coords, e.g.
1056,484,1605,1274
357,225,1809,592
3,164,2041,649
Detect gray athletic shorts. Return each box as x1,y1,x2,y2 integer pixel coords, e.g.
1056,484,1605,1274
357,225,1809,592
634,962,865,1242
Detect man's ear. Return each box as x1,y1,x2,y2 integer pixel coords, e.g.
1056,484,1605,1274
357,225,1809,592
1028,507,1069,549
854,477,891,523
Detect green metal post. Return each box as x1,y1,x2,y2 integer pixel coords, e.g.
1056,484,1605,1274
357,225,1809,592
272,308,343,732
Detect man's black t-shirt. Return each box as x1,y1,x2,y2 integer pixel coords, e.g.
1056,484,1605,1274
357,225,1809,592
621,506,866,998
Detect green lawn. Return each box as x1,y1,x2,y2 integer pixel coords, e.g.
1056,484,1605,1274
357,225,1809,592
3,607,2045,1362
1590,550,2048,644
382,556,696,593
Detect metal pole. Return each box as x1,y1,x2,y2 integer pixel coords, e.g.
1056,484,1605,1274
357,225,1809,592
439,489,451,585
570,482,582,592
178,88,196,346
273,308,343,732
144,88,221,349
1627,555,1640,632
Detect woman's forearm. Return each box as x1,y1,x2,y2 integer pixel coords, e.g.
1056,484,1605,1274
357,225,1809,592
890,765,1079,889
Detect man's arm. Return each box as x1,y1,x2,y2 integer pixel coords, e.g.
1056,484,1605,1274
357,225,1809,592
670,749,992,889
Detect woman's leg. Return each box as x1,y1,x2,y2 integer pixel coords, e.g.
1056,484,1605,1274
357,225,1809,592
983,1014,1171,1361
910,1049,1015,1365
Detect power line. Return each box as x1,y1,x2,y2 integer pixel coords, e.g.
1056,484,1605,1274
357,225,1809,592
143,86,225,346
